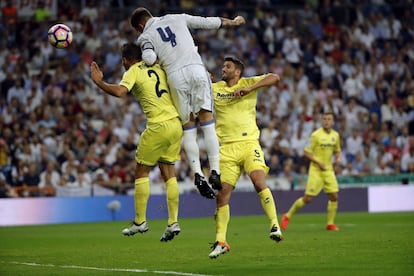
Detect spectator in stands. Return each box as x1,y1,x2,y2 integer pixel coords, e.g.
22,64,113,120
396,126,410,149
346,128,364,162
1,1,18,30
401,146,414,173
10,158,25,187
290,126,307,162
29,48,47,72
107,162,126,187
323,16,338,39
33,0,51,23
317,80,333,105
277,161,295,191
308,14,323,40
93,167,109,184
361,144,377,170
293,164,308,190
6,78,26,105
343,97,367,133
76,163,92,188
320,56,336,81
377,143,394,169
39,161,60,196
1,8,17,47
15,142,35,164
392,106,409,131
352,152,365,173
79,0,99,22
112,119,129,144
373,159,394,175
0,172,17,198
260,119,279,152
25,81,43,114
361,78,378,108
103,43,122,78
61,151,80,175
343,70,364,101
84,31,103,54
342,161,359,176
44,78,64,101
19,162,40,197
0,138,10,169
282,28,302,69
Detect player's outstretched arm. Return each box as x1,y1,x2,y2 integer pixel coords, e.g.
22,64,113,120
90,61,128,98
220,15,246,27
234,73,280,97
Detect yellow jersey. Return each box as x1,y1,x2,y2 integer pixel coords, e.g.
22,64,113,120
304,127,341,171
212,76,264,144
119,61,178,124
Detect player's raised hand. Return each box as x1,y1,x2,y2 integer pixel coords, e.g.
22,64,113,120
90,61,103,83
234,88,250,98
221,16,246,27
233,15,245,25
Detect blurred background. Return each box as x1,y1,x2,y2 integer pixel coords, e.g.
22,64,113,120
0,0,413,199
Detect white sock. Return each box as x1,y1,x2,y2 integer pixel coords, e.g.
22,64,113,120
182,127,203,175
200,121,220,174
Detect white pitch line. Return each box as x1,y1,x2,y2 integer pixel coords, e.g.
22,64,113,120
5,261,215,276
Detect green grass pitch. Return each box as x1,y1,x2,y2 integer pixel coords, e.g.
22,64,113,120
1,212,413,275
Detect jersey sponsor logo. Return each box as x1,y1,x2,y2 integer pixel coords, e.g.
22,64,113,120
216,92,235,98
319,143,335,148
215,92,236,104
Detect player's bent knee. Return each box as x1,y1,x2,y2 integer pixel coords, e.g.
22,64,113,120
303,195,314,204
197,110,214,121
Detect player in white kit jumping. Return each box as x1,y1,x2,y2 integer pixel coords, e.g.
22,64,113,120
130,7,245,199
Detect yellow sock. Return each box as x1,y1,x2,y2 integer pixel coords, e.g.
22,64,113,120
327,200,338,225
286,197,306,218
258,188,279,228
165,177,179,225
215,204,230,242
134,177,150,224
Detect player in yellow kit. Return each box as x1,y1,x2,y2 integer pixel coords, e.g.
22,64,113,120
90,43,182,242
208,56,283,259
281,111,342,231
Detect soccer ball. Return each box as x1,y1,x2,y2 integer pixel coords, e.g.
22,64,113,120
47,23,73,49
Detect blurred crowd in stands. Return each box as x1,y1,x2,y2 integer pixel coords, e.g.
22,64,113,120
1,0,414,198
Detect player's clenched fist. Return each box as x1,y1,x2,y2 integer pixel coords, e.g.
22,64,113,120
233,16,245,25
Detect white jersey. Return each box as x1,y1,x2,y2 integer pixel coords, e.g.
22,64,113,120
137,14,221,73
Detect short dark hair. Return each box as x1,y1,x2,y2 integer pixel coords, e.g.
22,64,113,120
322,111,335,118
224,56,244,76
121,43,141,61
130,7,152,28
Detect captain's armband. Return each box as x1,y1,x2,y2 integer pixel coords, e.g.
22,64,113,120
141,41,154,51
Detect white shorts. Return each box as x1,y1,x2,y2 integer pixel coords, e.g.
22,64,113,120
167,64,213,124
